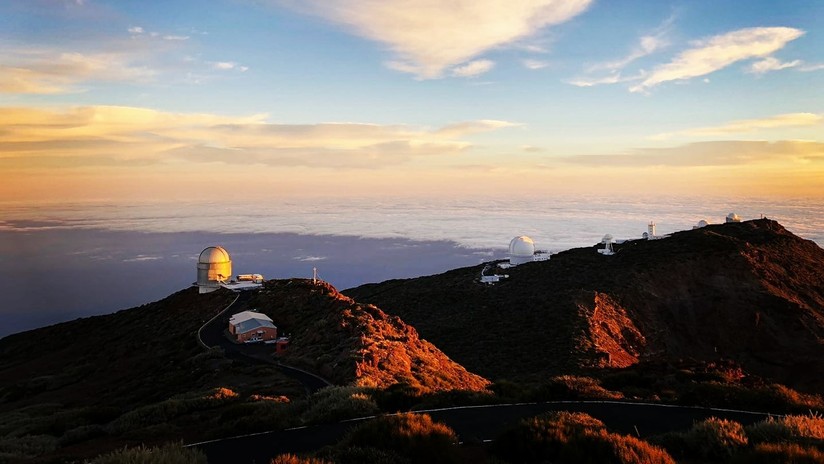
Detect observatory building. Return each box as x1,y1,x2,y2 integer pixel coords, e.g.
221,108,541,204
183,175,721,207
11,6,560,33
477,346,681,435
726,213,741,223
693,219,710,229
197,246,232,294
509,236,535,266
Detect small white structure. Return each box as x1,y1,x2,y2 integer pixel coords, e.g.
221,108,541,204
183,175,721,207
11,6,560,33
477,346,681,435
693,219,710,229
642,221,658,240
237,274,264,283
197,246,232,294
598,234,615,256
509,236,536,266
726,213,741,223
480,264,508,284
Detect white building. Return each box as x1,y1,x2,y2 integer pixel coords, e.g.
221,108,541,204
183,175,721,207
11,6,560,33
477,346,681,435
693,219,710,229
598,234,615,255
509,236,535,266
726,213,741,223
228,310,277,343
197,246,232,294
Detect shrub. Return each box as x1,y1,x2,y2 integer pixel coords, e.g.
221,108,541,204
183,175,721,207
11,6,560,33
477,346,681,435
339,413,458,463
0,434,59,459
321,446,407,464
90,443,206,464
534,376,623,401
301,387,379,424
107,388,241,434
733,443,824,464
270,454,332,464
653,417,747,462
746,413,824,444
492,411,674,464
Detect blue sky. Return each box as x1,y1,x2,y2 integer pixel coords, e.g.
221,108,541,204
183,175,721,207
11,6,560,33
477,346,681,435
1,0,822,201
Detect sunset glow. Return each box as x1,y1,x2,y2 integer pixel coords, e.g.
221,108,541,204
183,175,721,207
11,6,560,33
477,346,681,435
1,0,822,203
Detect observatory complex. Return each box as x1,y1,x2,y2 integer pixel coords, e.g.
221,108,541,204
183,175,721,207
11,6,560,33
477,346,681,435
502,235,550,268
196,246,263,293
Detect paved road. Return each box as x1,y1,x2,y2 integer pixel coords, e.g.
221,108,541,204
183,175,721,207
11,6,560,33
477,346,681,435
198,291,331,393
194,401,775,464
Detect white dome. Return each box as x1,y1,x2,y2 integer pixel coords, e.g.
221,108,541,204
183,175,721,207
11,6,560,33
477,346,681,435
697,219,709,228
602,234,614,243
509,236,535,257
726,213,741,223
199,246,231,264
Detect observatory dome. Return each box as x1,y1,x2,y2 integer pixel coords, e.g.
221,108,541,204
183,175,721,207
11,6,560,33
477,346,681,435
509,236,535,265
726,213,741,223
197,246,232,294
602,234,614,243
697,219,709,228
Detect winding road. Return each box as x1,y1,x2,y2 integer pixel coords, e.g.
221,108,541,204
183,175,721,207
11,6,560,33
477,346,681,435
197,291,331,393
192,401,776,463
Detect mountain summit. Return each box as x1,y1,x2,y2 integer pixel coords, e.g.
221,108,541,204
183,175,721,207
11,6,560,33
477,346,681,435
346,219,824,391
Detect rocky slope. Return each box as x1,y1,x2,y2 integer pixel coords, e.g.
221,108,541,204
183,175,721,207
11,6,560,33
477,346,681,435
345,219,824,391
248,279,489,392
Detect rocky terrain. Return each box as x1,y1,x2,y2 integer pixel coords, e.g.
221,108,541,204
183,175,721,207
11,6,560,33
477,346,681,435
248,279,489,392
346,219,824,391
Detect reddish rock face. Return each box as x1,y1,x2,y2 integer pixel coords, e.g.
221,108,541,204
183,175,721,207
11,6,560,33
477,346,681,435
346,219,824,392
250,279,490,392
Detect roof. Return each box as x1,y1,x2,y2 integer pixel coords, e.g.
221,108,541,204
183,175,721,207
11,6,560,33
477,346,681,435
233,317,276,335
229,310,272,325
199,246,231,264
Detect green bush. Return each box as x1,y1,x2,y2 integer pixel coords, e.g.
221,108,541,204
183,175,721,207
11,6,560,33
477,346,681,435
301,387,379,424
338,413,458,464
90,443,206,464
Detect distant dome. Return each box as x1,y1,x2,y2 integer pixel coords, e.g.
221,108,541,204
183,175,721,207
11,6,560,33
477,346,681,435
697,219,709,228
197,246,232,293
509,236,535,257
509,236,535,266
726,213,741,223
199,246,230,264
602,234,614,244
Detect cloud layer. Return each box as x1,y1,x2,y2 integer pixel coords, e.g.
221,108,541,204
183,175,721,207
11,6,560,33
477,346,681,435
0,106,518,169
286,0,592,78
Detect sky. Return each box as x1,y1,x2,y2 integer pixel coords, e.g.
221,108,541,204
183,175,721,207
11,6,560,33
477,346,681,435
1,0,823,203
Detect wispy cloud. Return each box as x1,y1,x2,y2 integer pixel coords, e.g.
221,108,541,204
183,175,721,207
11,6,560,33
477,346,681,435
0,48,155,94
651,113,823,139
211,61,249,72
522,59,549,70
283,0,593,79
630,27,804,92
451,59,495,77
564,140,824,167
0,106,519,169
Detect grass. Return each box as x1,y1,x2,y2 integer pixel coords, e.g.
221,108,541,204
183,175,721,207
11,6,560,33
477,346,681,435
89,443,206,464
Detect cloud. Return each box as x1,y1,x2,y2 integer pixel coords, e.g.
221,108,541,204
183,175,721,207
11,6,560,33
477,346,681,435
630,27,804,92
522,59,549,70
163,35,190,41
564,140,824,167
566,73,638,87
211,61,249,72
0,48,156,94
283,0,593,78
128,26,144,34
451,59,495,77
0,106,519,170
652,113,823,139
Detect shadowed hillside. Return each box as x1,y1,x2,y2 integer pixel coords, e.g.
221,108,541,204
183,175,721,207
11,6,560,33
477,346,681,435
248,279,489,392
345,219,824,391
